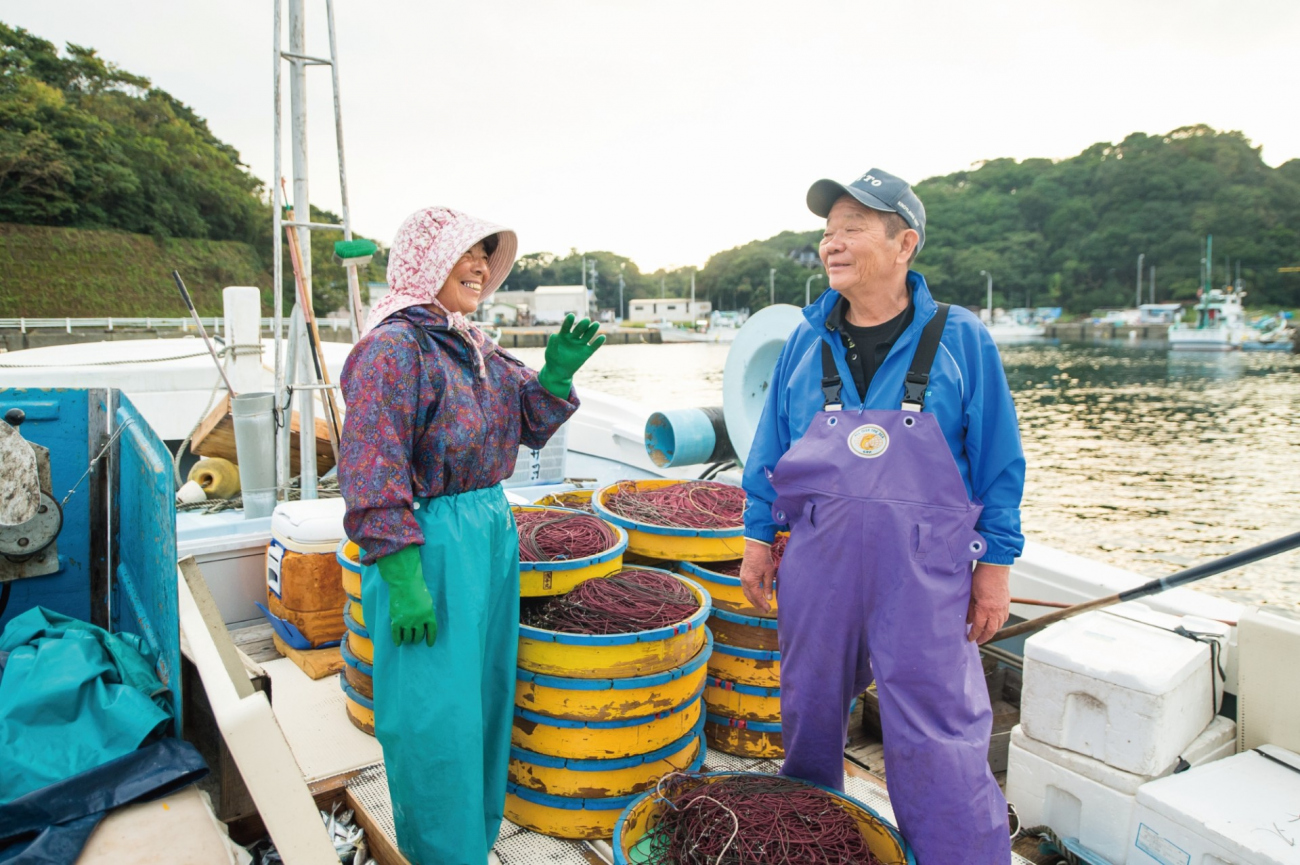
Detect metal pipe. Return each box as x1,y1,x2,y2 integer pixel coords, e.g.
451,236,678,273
289,0,316,499
325,0,363,341
768,267,775,306
272,0,286,499
805,273,823,306
980,270,992,323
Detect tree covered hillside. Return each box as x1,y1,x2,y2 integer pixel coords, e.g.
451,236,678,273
688,127,1300,314
0,23,384,316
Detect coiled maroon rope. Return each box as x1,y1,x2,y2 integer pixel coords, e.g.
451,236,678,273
515,509,618,562
521,569,699,635
713,533,788,577
640,773,884,864
602,481,745,530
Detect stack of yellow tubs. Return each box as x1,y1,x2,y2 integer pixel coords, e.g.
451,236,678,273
506,566,712,840
336,540,375,736
678,538,785,759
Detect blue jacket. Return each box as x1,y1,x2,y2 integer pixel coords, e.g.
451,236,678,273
741,271,1026,565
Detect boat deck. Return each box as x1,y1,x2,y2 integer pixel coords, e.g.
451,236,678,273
233,623,1038,864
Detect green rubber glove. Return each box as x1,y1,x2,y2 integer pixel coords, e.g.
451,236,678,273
538,314,606,398
376,545,437,647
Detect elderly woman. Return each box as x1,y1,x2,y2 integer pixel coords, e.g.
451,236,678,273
339,207,603,865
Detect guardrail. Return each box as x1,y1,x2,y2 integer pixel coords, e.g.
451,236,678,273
0,317,355,334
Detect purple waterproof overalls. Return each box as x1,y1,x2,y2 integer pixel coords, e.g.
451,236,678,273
769,304,1011,864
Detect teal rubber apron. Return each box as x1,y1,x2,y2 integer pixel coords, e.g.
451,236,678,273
361,484,520,865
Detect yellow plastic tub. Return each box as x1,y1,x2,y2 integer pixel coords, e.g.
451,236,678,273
532,489,596,512
504,730,704,840
517,569,710,679
707,640,780,688
513,505,628,597
515,631,712,722
511,693,703,761
703,712,784,758
337,539,362,599
707,607,778,651
341,677,375,737
702,674,781,722
508,724,703,799
348,598,366,629
592,480,745,562
612,771,917,864
344,607,373,665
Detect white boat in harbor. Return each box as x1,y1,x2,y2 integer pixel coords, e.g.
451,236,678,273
1168,287,1250,351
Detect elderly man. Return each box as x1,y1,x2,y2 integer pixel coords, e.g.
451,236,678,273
739,168,1024,863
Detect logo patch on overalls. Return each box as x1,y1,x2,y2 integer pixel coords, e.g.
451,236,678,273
847,424,889,458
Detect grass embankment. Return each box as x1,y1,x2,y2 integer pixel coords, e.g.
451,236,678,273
0,223,271,318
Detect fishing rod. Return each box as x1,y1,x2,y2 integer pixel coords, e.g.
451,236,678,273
993,530,1300,642
172,270,236,396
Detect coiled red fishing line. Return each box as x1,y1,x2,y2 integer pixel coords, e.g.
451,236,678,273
515,509,618,562
640,773,883,864
521,569,699,635
713,533,788,577
602,481,745,530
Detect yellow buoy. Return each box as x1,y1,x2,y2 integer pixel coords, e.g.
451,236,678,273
513,505,627,597
707,640,780,688
592,480,745,562
612,771,917,864
188,457,241,499
511,693,703,760
516,630,712,722
517,570,710,679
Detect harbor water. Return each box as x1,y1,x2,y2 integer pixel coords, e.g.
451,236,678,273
515,340,1300,610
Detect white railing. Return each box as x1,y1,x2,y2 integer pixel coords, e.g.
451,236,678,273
0,317,353,334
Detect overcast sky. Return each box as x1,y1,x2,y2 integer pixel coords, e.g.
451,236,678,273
8,1,1300,271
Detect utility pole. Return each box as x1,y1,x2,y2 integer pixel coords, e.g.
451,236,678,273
690,269,696,317
980,270,993,323
1136,253,1144,309
618,263,625,322
660,274,665,299
769,267,776,307
1150,266,1155,304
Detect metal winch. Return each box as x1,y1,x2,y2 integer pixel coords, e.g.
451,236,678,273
0,408,62,580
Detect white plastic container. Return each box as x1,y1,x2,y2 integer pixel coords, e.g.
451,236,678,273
1021,608,1226,775
1007,716,1236,865
1127,745,1300,865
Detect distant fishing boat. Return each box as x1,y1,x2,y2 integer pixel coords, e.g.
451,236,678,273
1168,287,1249,351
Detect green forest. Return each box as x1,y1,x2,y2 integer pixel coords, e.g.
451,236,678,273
2,21,1298,318
0,23,384,316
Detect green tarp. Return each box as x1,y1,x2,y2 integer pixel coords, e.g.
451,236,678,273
0,607,172,804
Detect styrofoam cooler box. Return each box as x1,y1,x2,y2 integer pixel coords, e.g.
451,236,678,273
1126,745,1300,865
1021,608,1227,775
1007,716,1236,865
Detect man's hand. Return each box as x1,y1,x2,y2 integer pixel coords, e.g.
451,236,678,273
738,540,776,614
967,563,1010,644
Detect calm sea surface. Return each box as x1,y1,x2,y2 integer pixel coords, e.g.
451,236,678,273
515,340,1300,610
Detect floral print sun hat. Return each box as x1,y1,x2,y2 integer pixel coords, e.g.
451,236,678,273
364,206,518,336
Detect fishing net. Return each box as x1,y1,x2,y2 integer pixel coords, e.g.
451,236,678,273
515,509,619,562
520,569,700,635
601,481,746,530
632,773,884,864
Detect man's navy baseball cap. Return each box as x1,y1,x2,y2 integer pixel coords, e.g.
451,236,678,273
807,168,926,251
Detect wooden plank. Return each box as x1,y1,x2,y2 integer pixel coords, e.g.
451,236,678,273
347,788,409,865
180,557,254,700
230,622,282,665
192,395,335,475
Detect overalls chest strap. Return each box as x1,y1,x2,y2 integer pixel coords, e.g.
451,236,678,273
820,303,950,411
